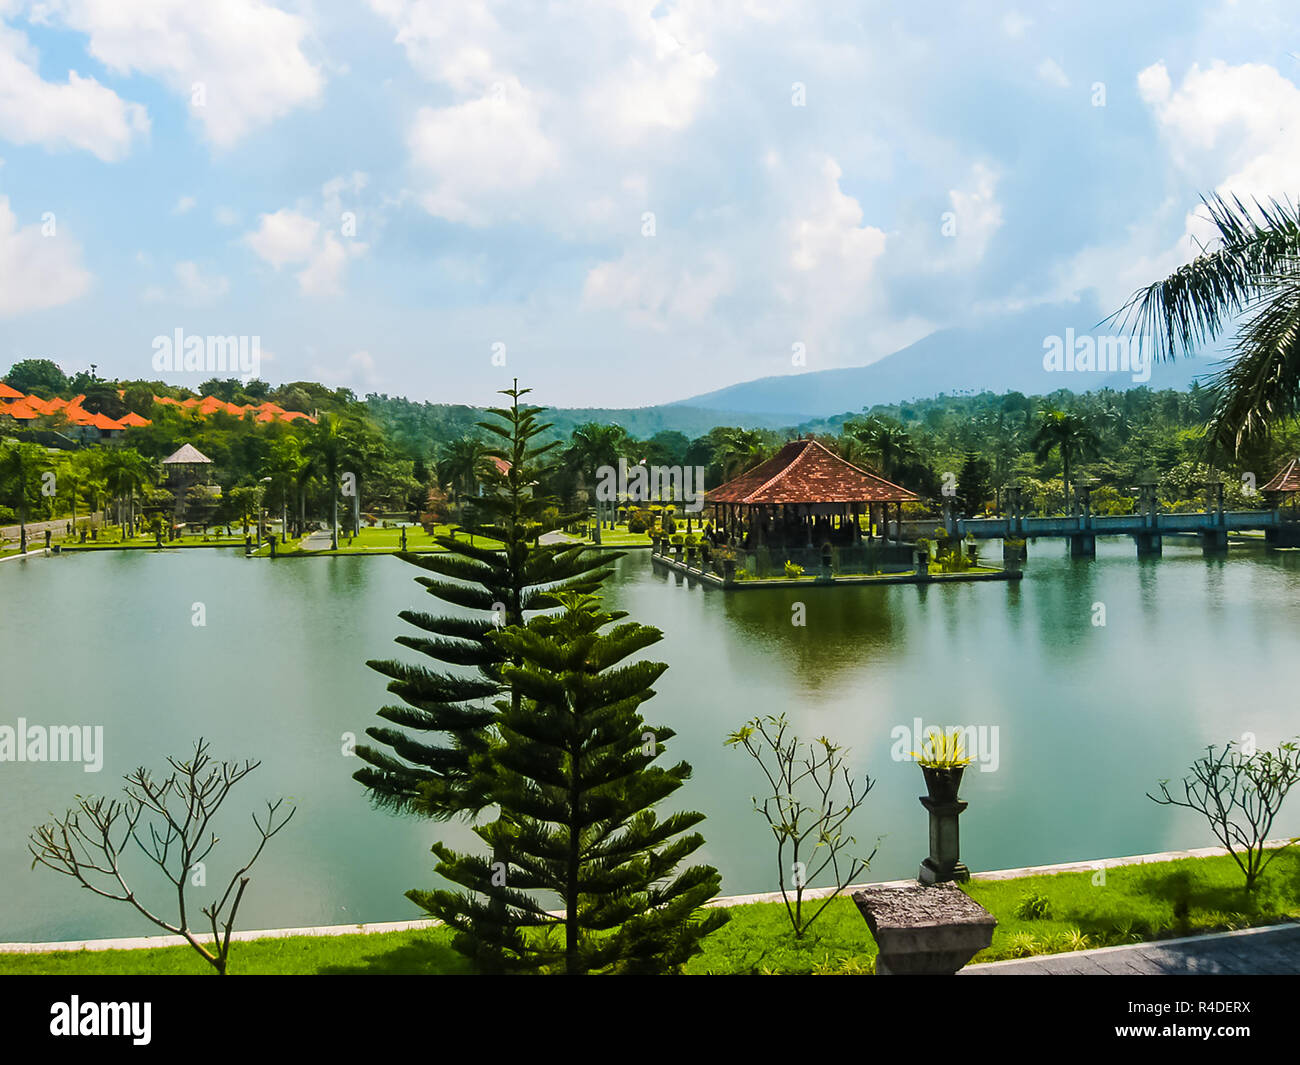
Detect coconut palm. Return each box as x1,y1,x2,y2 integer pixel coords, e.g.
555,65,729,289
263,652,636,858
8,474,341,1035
304,413,360,549
1031,409,1101,514
846,418,919,483
436,435,490,512
0,439,47,553
1114,193,1300,455
711,428,767,482
101,449,153,538
563,423,630,491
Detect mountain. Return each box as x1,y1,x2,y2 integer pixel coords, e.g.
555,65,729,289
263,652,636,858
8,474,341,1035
669,299,1228,421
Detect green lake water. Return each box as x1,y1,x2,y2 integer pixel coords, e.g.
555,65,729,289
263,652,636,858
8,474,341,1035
2,540,1298,942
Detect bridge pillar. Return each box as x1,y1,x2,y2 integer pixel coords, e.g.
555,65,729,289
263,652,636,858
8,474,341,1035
1133,532,1162,557
1069,533,1095,559
1199,528,1228,556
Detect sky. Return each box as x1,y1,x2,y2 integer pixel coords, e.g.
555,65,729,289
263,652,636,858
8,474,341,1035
0,0,1296,408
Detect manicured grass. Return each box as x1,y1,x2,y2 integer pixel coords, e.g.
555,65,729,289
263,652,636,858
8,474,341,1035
5,851,1297,975
270,525,506,556
0,928,467,976
589,526,654,546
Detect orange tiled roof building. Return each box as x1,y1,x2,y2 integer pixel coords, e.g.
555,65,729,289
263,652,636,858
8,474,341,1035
1,386,316,437
707,437,918,549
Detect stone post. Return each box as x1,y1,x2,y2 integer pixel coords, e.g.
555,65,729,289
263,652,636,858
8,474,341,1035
919,792,971,885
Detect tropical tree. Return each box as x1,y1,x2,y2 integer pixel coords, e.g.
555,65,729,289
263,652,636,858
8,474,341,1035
1114,193,1300,455
1031,409,1101,514
846,417,920,484
564,422,631,526
355,382,614,820
0,440,47,552
411,592,728,973
711,427,767,482
436,435,489,518
303,413,360,549
100,448,153,538
266,436,307,539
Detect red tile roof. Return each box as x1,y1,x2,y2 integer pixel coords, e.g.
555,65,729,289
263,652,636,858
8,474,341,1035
1263,457,1300,494
707,438,918,505
1,398,41,420
0,381,23,399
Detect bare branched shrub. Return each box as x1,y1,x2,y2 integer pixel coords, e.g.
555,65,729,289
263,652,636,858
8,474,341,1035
1149,740,1300,891
726,714,877,937
29,739,294,974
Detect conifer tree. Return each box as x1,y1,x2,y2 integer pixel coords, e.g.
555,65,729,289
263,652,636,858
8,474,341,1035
354,382,615,817
409,593,728,974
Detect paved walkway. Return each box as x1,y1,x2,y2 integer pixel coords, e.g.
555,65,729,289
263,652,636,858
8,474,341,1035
298,530,335,552
964,923,1300,975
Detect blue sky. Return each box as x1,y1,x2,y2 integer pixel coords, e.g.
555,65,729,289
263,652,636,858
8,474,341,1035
0,0,1297,407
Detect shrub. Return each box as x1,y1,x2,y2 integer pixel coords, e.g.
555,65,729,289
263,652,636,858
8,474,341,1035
1014,890,1052,920
783,560,804,579
1149,739,1300,891
627,508,652,534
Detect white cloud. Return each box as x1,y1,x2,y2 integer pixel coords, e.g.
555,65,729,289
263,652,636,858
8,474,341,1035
406,80,559,225
175,260,228,305
374,0,716,228
297,232,353,296
1036,58,1070,89
0,196,92,315
0,21,147,161
32,0,323,148
1001,11,1032,38
942,162,1004,268
214,206,239,227
1139,59,1300,204
243,188,369,296
787,157,887,287
172,195,196,214
581,248,733,330
1052,60,1300,310
243,209,320,268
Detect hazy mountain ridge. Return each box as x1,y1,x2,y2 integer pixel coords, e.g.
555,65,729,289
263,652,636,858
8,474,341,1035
667,300,1228,421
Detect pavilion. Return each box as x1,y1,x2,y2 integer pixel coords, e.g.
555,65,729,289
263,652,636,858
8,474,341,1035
1262,457,1300,500
161,444,217,531
706,437,919,550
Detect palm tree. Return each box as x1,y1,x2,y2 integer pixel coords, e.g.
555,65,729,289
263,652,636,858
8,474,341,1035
56,452,90,533
846,418,919,483
436,434,489,514
563,422,630,497
0,440,47,553
266,437,306,539
1031,409,1101,514
304,413,358,550
711,428,766,482
1114,193,1300,455
101,449,152,538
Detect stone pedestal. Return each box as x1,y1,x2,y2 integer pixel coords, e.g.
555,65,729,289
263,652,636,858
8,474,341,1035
853,883,996,975
918,796,970,884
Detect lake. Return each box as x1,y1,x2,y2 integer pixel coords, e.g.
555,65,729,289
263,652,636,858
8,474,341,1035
2,539,1298,942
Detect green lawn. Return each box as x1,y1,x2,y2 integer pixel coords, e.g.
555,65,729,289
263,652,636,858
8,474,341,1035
268,525,506,556
5,850,1296,975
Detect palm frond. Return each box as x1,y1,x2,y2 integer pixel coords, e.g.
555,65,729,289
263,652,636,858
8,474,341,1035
1110,193,1300,362
1205,268,1300,455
